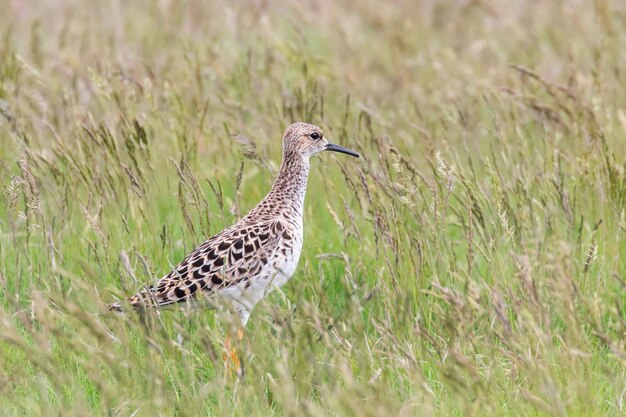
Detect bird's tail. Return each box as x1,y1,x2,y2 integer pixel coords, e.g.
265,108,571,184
109,301,124,312
109,286,159,312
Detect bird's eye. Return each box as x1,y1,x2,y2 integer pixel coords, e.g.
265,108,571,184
310,132,320,140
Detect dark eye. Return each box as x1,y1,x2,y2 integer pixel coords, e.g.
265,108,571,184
310,132,320,140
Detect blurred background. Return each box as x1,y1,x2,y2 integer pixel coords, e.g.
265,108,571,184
1,1,625,416
3,0,625,154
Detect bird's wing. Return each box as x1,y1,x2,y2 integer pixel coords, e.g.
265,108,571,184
123,218,290,308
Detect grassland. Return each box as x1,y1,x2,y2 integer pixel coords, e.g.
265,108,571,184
1,0,625,415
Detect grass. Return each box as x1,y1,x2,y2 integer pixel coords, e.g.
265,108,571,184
1,0,625,415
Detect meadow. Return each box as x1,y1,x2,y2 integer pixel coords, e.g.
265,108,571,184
1,0,625,415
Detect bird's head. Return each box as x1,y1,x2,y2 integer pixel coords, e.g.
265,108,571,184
282,122,359,160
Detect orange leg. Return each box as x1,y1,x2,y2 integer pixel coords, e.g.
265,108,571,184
223,328,245,378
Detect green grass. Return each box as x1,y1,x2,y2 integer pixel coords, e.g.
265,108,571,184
1,0,625,415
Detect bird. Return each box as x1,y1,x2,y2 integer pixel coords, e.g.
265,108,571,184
110,122,359,376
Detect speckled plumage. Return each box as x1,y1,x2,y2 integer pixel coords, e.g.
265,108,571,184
111,122,359,325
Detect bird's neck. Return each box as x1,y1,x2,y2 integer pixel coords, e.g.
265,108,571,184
252,151,310,220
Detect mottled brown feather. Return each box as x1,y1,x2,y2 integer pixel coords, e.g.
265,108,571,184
126,219,284,308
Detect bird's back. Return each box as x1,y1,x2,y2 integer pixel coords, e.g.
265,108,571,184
113,209,303,320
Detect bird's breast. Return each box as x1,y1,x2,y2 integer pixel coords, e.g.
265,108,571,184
224,227,303,310
266,230,303,288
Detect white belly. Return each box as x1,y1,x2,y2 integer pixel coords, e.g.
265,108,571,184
222,235,303,314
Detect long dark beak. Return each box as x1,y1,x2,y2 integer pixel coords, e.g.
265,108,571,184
325,143,360,158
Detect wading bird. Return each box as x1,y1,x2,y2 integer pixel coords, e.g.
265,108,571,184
111,122,359,376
